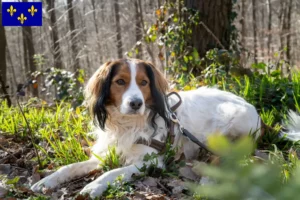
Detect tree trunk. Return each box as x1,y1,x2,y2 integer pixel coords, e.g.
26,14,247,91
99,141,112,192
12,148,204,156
137,0,155,64
0,1,7,85
260,0,265,60
134,0,143,59
241,0,247,65
184,0,233,57
22,0,38,97
252,0,258,64
286,0,293,78
46,0,63,69
114,0,123,58
22,26,38,97
81,1,92,76
267,0,272,67
67,0,80,73
91,0,103,63
22,28,29,77
157,0,162,7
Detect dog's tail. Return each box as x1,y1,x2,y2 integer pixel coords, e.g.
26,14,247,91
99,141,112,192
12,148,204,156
279,110,300,141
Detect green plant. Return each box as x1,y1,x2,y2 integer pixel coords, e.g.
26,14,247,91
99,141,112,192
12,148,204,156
188,135,300,200
102,174,134,199
137,152,163,177
0,101,92,167
18,66,85,109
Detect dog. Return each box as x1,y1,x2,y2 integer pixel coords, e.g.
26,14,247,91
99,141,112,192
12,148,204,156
31,58,300,198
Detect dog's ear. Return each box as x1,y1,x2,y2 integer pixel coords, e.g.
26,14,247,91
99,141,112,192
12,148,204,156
85,61,118,129
142,62,170,129
144,62,169,95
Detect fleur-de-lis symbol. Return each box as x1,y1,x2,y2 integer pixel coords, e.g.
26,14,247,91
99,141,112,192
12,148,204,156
18,13,27,24
28,5,37,16
7,5,16,16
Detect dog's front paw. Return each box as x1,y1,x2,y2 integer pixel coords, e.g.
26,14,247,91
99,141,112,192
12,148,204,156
30,175,58,193
80,182,107,198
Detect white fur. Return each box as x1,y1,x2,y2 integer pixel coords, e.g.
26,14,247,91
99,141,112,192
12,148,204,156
31,65,300,198
120,61,145,115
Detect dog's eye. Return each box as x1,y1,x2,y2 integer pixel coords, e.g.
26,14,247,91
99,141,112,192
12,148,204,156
141,80,148,86
116,79,126,85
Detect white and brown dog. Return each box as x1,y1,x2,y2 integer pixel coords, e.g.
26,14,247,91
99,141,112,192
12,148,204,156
31,58,300,198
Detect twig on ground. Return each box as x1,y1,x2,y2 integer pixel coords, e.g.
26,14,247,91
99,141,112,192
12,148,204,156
0,143,19,161
16,96,43,168
156,179,172,195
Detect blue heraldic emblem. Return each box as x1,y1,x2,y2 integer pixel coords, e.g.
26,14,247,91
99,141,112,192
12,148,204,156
2,2,42,26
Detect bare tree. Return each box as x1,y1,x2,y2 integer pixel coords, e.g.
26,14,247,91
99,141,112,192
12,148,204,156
260,0,265,60
279,0,286,61
252,0,258,64
0,0,7,85
138,0,155,64
22,0,38,97
67,0,80,73
286,0,293,62
91,0,103,63
114,0,123,58
46,0,63,69
134,0,143,59
0,0,11,106
286,0,293,77
241,0,247,65
267,0,272,65
80,2,92,75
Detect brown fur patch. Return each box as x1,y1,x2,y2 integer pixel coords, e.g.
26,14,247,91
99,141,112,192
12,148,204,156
135,64,152,104
135,60,169,94
109,63,131,108
141,61,169,94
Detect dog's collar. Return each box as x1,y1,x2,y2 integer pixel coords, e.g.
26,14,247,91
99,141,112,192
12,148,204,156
135,92,182,153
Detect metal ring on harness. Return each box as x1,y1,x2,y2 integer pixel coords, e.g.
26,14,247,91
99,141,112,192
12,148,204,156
167,92,182,112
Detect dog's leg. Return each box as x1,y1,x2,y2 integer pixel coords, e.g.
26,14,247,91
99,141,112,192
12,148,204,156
79,161,151,198
31,158,99,192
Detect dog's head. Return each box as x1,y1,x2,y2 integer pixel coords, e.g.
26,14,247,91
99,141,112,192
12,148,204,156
85,58,169,130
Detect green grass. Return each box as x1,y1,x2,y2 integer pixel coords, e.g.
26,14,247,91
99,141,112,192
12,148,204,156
0,100,92,168
188,135,300,200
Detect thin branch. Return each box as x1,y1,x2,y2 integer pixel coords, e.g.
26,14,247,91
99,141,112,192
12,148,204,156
16,96,43,168
199,21,226,50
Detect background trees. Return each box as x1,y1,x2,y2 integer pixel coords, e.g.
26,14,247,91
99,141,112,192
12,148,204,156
0,0,298,100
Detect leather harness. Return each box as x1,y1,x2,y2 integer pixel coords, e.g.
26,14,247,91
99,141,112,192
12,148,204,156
136,92,211,154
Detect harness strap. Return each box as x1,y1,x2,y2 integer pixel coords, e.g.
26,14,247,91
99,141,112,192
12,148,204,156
181,128,210,152
136,92,212,154
135,92,181,153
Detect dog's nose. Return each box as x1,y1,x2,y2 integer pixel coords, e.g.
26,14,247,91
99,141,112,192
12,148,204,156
129,98,143,110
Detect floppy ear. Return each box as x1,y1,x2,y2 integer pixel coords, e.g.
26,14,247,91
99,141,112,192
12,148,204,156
143,62,170,129
145,62,169,95
84,61,118,129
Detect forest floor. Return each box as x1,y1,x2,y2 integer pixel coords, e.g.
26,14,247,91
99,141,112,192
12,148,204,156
0,95,297,200
0,130,206,200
